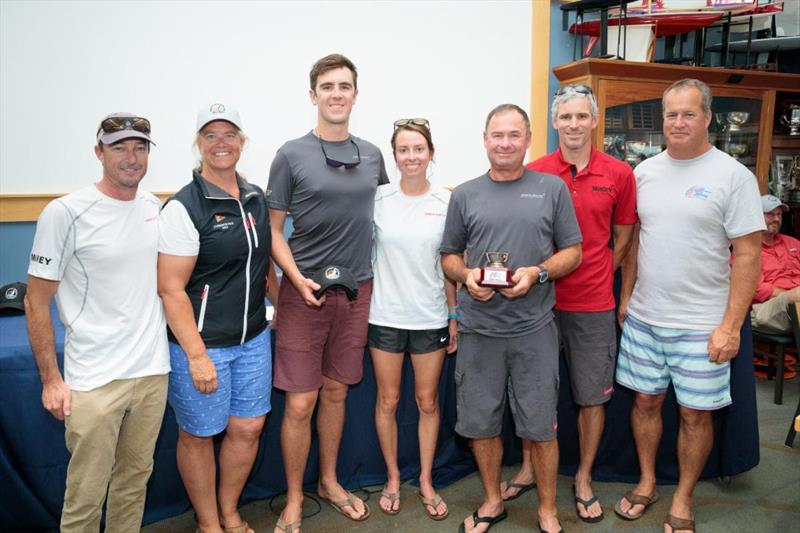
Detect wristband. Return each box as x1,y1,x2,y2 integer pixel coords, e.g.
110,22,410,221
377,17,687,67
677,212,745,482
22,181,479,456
448,313,460,319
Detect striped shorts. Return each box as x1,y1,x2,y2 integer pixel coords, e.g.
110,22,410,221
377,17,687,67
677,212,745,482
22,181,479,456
616,314,731,410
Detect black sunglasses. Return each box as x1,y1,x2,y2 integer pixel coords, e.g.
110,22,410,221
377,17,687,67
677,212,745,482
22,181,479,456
319,136,361,169
98,116,151,135
393,118,430,129
555,85,593,96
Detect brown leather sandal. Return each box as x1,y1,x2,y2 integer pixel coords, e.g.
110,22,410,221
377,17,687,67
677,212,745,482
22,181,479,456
664,513,695,532
613,490,659,520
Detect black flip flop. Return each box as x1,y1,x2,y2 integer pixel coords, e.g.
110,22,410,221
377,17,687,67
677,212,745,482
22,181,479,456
458,509,508,533
501,479,536,501
573,484,604,523
538,524,564,533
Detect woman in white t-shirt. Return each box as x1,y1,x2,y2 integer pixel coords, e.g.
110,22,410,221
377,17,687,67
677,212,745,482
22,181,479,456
368,119,457,520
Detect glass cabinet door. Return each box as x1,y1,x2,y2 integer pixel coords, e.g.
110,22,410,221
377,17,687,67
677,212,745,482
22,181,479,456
603,96,761,172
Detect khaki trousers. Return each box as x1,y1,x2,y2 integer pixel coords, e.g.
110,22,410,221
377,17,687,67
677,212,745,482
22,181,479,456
61,374,168,533
751,295,791,335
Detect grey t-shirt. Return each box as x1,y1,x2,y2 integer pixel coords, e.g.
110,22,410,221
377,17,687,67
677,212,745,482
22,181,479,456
441,169,582,337
267,131,389,281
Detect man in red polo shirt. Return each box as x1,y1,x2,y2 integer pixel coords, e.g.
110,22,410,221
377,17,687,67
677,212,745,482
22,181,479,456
752,194,800,334
500,85,637,523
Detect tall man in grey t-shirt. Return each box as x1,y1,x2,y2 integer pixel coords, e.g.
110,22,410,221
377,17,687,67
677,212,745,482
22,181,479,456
266,54,388,533
441,104,582,533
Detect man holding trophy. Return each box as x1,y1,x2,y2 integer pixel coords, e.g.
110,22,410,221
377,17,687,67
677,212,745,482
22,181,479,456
441,104,582,533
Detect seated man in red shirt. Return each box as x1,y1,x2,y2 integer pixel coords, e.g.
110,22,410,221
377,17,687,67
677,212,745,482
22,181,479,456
752,195,800,334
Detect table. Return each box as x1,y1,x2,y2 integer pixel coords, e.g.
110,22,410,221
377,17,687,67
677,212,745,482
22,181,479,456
0,307,759,530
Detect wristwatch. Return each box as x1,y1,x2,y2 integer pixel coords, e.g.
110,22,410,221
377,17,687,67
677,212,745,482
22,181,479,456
537,265,549,284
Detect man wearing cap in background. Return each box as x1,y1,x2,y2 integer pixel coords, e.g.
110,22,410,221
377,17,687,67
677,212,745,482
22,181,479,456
24,113,169,532
751,194,800,334
266,54,388,532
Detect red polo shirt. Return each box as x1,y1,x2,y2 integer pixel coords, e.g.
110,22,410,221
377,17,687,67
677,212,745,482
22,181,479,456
754,233,800,303
527,148,637,312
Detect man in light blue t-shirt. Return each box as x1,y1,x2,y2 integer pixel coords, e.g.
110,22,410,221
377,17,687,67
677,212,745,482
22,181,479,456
615,79,764,533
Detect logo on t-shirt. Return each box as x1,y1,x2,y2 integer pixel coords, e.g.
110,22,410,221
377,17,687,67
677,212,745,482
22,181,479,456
520,193,544,199
325,267,341,280
685,186,712,200
592,185,615,194
30,253,52,265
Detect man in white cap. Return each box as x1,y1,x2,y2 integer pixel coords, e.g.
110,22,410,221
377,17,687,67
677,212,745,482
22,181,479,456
751,194,800,334
25,113,169,532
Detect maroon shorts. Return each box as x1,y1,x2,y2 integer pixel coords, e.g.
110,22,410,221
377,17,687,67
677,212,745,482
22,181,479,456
274,278,372,392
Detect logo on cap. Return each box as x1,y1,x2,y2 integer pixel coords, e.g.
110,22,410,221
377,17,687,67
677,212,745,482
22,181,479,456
5,287,18,299
210,103,226,114
325,267,341,280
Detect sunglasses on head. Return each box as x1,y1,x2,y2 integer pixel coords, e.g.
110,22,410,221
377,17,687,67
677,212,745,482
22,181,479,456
319,136,361,169
555,85,593,97
98,116,151,135
393,118,430,129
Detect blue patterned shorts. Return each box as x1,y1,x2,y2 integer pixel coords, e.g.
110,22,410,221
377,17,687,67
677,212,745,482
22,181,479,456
616,314,731,410
168,329,272,436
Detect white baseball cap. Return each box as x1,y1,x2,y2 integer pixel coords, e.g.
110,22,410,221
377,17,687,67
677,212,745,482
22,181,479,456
196,103,242,132
761,194,789,213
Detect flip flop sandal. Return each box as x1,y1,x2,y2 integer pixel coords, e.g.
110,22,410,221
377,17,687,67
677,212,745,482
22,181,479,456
538,523,564,533
319,491,370,521
416,491,449,521
614,490,659,520
221,521,253,533
501,479,536,501
379,486,401,515
458,509,507,533
573,484,604,523
274,517,302,533
665,513,696,532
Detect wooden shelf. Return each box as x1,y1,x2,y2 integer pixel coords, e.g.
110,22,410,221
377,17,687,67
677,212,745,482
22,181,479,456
772,136,800,150
553,59,800,193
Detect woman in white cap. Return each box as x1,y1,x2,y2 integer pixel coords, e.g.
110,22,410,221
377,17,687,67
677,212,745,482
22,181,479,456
368,118,457,520
158,104,277,533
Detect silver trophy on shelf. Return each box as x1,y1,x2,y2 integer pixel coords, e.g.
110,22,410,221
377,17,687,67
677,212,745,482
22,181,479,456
779,104,800,136
773,155,796,203
715,112,750,133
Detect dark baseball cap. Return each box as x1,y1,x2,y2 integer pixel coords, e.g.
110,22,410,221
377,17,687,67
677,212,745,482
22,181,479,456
312,265,359,301
0,282,26,315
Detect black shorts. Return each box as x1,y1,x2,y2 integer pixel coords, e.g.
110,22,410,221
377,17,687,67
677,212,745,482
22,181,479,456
367,324,449,354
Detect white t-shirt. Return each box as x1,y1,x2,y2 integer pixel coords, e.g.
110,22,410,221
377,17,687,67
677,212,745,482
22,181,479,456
159,200,200,255
628,147,765,329
369,183,451,329
28,185,170,391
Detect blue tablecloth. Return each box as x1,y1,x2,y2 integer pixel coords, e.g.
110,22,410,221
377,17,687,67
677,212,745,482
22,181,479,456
0,306,759,531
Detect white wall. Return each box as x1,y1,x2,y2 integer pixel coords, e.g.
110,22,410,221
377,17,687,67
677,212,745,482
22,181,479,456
0,0,531,194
